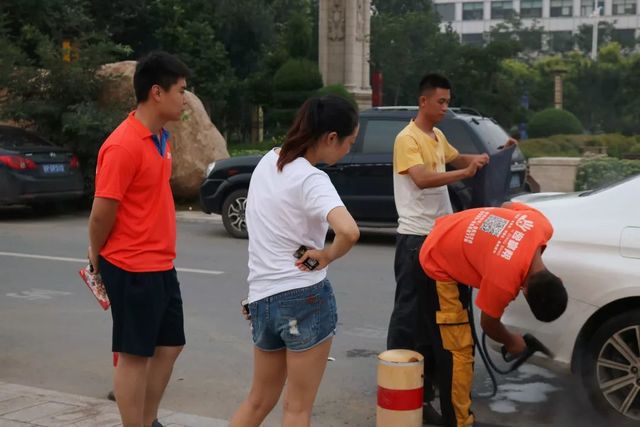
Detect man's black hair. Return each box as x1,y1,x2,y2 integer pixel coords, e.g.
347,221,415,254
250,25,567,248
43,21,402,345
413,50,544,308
525,269,568,322
133,51,191,103
419,73,452,96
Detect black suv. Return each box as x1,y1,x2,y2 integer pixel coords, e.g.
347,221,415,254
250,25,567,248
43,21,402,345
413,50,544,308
200,107,528,238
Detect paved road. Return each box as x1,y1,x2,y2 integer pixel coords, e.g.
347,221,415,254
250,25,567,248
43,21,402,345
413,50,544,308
0,208,607,426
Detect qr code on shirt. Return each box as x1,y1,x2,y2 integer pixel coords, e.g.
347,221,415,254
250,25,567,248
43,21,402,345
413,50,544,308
480,215,508,237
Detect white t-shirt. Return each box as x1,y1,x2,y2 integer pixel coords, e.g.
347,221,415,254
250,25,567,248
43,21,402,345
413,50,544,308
246,149,344,303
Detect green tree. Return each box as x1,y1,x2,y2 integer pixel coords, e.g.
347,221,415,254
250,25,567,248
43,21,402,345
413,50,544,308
370,5,523,130
283,12,313,58
215,0,276,79
148,0,234,118
0,3,131,191
443,38,520,126
88,0,155,53
562,44,632,134
488,17,545,55
574,22,615,54
370,9,444,105
372,0,432,14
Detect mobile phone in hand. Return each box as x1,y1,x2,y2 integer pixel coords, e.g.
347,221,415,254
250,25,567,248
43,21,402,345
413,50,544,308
241,298,250,320
293,245,319,270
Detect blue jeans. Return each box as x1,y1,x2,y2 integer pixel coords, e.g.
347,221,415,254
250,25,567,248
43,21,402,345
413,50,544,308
249,279,337,352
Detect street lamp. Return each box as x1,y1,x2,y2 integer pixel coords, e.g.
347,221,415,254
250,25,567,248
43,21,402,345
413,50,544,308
590,2,603,60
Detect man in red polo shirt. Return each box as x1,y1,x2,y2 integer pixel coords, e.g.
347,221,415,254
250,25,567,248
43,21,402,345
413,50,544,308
418,202,568,427
88,51,190,427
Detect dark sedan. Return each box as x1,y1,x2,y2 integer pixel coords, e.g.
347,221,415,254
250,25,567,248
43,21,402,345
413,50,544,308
0,125,84,208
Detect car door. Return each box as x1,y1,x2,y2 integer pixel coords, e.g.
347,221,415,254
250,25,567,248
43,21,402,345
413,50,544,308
320,153,354,211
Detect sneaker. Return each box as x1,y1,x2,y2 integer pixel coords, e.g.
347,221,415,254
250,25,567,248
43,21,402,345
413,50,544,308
151,420,163,427
423,401,444,426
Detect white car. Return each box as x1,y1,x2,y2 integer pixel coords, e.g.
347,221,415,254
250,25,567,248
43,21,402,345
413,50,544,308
504,174,640,425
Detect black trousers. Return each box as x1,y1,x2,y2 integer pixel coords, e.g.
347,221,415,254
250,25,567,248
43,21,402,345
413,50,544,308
386,233,437,402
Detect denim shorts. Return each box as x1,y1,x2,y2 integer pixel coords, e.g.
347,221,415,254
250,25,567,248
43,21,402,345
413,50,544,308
249,279,337,352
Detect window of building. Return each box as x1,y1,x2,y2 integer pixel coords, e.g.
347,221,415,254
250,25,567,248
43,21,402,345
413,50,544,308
613,0,637,15
580,0,605,16
463,2,484,20
462,33,485,45
520,0,543,18
550,31,574,51
550,0,574,17
491,1,514,19
435,3,456,21
612,29,637,48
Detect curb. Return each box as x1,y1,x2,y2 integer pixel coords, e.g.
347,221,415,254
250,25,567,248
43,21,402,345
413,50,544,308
175,211,222,224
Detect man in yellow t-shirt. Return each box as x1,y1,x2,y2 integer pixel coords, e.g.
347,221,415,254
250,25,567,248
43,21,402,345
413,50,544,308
386,74,489,426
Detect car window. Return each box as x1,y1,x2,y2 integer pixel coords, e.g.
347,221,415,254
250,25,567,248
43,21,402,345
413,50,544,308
436,120,481,154
0,128,52,149
361,119,409,154
468,119,509,151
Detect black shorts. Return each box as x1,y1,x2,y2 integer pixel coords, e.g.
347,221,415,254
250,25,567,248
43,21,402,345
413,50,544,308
99,256,186,357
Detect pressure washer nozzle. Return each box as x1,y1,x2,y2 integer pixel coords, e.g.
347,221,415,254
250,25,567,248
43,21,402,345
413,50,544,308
499,333,555,372
523,333,554,359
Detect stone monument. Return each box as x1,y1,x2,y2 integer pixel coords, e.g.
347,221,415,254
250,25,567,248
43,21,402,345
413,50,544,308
319,0,372,110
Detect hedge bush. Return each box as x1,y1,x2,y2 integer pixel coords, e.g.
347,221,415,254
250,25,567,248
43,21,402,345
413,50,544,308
228,136,283,157
273,59,323,92
527,108,583,138
574,157,640,191
520,133,640,159
269,59,323,130
315,84,357,108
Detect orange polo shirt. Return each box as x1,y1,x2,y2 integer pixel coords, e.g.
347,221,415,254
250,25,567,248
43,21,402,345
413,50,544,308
94,111,176,272
419,203,553,318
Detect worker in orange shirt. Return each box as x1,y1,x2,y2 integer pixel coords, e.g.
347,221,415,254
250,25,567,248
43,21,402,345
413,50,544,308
418,202,568,427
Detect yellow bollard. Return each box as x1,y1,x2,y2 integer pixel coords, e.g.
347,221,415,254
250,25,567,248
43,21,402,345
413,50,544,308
376,349,424,427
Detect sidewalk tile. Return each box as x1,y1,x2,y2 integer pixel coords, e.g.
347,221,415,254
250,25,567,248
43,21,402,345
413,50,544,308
0,397,44,416
0,383,228,427
3,402,74,423
159,413,227,427
30,404,102,426
0,393,19,403
0,420,32,426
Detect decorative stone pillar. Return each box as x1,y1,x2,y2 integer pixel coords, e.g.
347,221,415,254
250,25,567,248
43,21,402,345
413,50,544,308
319,0,372,110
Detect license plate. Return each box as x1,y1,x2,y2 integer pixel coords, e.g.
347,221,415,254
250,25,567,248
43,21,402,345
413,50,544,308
510,173,521,189
42,163,65,174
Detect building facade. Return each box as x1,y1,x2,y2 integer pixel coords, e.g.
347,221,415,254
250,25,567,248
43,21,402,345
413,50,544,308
433,0,639,49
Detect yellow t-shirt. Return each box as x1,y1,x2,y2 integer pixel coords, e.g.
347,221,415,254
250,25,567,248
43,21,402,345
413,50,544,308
393,120,459,235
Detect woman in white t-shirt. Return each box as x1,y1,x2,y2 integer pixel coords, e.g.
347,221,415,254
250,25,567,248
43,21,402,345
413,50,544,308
229,96,360,427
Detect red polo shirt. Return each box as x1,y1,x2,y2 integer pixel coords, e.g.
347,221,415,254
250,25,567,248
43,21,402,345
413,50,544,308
419,203,553,318
94,111,176,272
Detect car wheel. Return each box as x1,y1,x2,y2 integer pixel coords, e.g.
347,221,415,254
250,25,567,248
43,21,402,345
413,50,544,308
221,189,248,239
581,309,640,424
